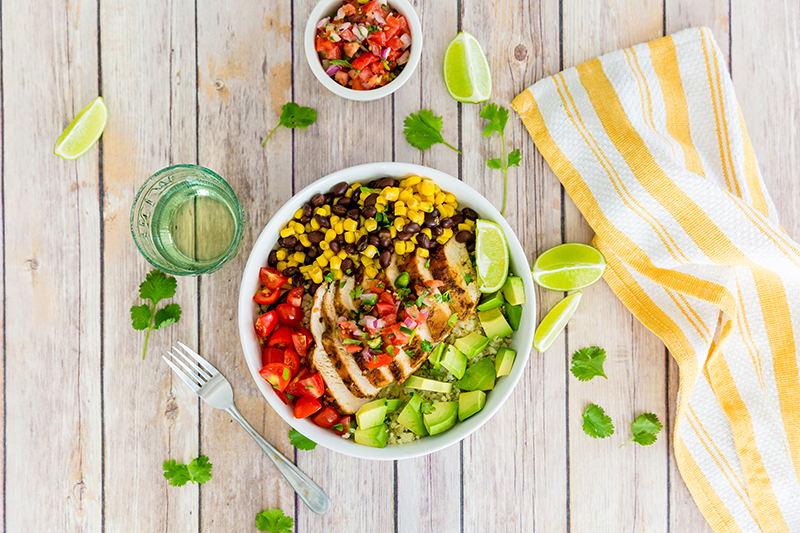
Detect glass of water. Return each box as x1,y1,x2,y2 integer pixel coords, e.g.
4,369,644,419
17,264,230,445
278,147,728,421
130,164,245,276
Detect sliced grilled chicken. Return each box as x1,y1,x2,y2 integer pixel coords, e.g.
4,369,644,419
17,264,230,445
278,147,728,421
308,285,369,414
429,239,480,320
400,252,454,342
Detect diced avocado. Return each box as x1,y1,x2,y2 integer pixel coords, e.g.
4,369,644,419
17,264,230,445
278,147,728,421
355,399,389,430
454,358,496,391
397,393,427,436
428,342,446,368
454,332,490,359
354,423,390,448
477,290,505,311
502,276,526,306
505,304,523,331
479,307,513,339
384,399,404,413
405,374,453,393
495,347,517,377
440,345,467,379
423,401,459,435
458,390,486,421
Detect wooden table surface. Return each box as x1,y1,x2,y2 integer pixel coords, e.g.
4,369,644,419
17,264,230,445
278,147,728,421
4,0,800,531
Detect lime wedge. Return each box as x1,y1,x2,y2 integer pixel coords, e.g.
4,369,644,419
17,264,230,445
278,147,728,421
475,219,508,293
443,31,492,103
534,292,582,352
533,243,606,291
53,96,107,160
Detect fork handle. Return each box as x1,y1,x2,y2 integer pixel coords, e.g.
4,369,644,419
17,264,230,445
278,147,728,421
226,405,331,515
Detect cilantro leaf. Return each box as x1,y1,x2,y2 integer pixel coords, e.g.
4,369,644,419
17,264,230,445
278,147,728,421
162,455,213,487
448,313,458,327
132,269,182,359
256,509,294,533
464,274,473,284
421,339,433,352
324,271,335,283
570,346,608,382
403,109,461,154
289,428,317,450
622,413,663,447
479,103,521,216
582,404,614,439
263,102,317,146
419,402,435,415
328,59,352,67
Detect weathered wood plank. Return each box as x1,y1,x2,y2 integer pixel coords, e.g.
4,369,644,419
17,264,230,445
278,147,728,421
561,2,669,531
292,1,395,530
195,0,297,529
460,0,565,531
392,0,461,530
2,1,102,531
100,0,200,531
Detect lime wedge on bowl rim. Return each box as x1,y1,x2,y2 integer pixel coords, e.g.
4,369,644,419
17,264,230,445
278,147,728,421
533,243,606,291
534,291,582,352
475,219,508,293
443,31,492,103
53,96,107,160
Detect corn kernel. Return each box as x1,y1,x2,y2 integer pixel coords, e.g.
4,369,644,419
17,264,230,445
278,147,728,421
420,201,434,213
311,269,323,285
398,188,414,203
337,252,348,262
300,265,313,273
444,193,456,203
411,234,418,244
389,227,397,238
436,228,453,245
394,241,405,255
329,256,342,271
344,232,355,243
280,227,295,238
276,249,287,261
364,218,378,232
361,256,373,267
394,218,405,231
298,234,311,247
295,222,306,235
405,175,422,187
416,247,429,258
421,228,432,238
287,259,299,268
305,223,313,233
322,205,331,216
310,218,321,231
325,229,336,241
383,187,399,201
434,192,447,205
277,261,288,271
293,252,306,263
439,205,453,218
365,266,379,278
345,188,353,198
375,203,385,213
408,210,424,225
319,240,330,251
406,242,415,253
343,219,358,233
458,223,472,232
324,249,335,259
375,195,388,205
334,269,343,280
394,203,407,217
316,256,329,268
363,244,379,258
406,196,420,210
332,221,343,234
418,178,435,196
294,208,304,219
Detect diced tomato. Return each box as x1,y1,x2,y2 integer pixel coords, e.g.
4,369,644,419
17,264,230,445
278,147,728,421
253,286,280,305
383,322,411,345
364,279,385,294
351,52,378,71
283,348,300,377
376,301,395,317
384,14,401,40
387,37,404,50
276,303,304,327
297,373,325,400
367,32,387,47
291,325,312,357
397,16,409,32
285,367,311,397
294,397,322,419
268,325,293,349
259,362,292,392
369,61,386,74
383,313,397,326
362,0,381,16
364,352,393,369
379,291,395,305
312,406,341,428
345,343,362,353
340,28,357,42
254,311,278,338
273,388,290,405
286,287,304,307
259,267,289,289
387,49,402,61
334,415,352,436
424,279,444,290
262,346,285,366
404,305,422,322
326,45,342,60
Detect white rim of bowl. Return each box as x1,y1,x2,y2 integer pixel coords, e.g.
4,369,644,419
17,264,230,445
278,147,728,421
304,0,423,101
238,162,536,460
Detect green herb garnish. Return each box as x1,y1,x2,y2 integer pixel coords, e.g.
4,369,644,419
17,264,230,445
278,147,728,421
464,274,473,284
421,340,433,352
324,271,335,283
479,103,521,216
289,428,317,450
403,109,461,154
162,455,212,487
262,102,317,147
131,269,182,359
256,509,294,533
448,313,458,327
621,413,663,447
570,346,608,382
582,404,615,439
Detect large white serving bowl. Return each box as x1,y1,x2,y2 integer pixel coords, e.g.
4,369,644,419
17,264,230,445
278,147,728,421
238,162,536,460
304,0,422,101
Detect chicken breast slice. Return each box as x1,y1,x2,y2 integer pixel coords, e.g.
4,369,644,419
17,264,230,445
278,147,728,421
429,239,479,320
400,251,454,342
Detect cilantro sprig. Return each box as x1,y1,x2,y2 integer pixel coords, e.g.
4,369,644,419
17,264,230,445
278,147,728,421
162,455,212,486
403,109,461,154
582,404,615,439
263,102,317,146
256,509,294,533
570,346,608,382
289,428,317,450
479,103,521,216
621,413,663,447
130,269,182,359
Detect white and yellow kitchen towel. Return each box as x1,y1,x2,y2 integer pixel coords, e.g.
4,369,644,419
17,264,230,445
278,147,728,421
513,27,800,532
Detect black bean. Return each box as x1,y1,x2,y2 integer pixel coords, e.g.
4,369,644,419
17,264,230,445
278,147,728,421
332,204,347,216
432,227,444,237
364,193,378,206
368,235,381,247
417,233,432,249
330,240,341,253
429,207,440,218
367,180,378,188
308,283,320,295
308,231,325,244
385,212,395,223
294,243,305,253
362,205,377,218
379,237,392,249
304,254,314,265
299,215,312,224
342,258,355,275
311,193,325,207
451,213,465,225
337,196,352,207
462,207,479,220
376,177,398,188
281,236,298,248
324,193,334,204
397,231,412,241
331,181,349,197
302,203,314,217
315,214,331,229
306,246,319,258
356,235,369,252
379,250,392,269
440,217,454,229
466,241,476,253
377,228,391,240
347,208,361,220
404,222,421,234
424,216,439,228
292,273,304,287
283,266,299,277
344,243,357,255
267,250,278,267
456,230,473,243
335,233,345,244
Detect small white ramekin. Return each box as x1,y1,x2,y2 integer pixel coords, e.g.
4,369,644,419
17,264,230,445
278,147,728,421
304,0,422,102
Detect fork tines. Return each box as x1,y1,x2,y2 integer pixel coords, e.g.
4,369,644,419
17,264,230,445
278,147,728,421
162,342,218,391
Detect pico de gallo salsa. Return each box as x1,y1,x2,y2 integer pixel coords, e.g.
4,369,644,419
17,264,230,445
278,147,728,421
315,0,412,91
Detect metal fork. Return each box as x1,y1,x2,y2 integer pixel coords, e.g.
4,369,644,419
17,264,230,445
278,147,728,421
162,341,331,515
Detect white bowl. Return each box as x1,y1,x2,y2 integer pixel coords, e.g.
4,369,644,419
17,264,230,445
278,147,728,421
238,162,536,460
304,0,423,101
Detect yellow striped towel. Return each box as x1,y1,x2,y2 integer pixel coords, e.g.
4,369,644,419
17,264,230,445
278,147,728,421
513,27,800,532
